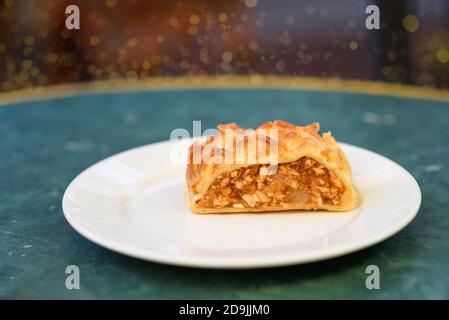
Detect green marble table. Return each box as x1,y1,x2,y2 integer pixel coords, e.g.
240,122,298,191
1,79,448,299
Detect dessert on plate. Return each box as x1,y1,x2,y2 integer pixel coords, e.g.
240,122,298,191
185,120,358,213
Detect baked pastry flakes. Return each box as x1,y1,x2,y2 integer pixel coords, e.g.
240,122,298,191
186,121,358,213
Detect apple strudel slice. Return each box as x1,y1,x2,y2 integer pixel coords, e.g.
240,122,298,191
186,120,358,213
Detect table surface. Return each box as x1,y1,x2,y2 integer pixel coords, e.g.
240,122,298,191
1,78,448,299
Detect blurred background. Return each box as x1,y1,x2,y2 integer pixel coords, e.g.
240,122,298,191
0,0,448,92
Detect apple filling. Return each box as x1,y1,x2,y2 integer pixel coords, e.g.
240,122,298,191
196,157,345,209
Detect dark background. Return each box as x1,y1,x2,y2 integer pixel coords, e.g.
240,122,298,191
0,0,449,92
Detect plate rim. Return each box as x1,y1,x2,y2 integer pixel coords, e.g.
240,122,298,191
62,140,422,269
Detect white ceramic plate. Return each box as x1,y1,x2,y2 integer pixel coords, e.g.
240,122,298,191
62,139,421,269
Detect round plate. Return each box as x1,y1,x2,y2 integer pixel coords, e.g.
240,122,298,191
62,139,421,269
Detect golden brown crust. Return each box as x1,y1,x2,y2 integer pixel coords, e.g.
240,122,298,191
186,120,358,213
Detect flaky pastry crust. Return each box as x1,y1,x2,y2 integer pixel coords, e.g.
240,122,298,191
186,120,358,213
